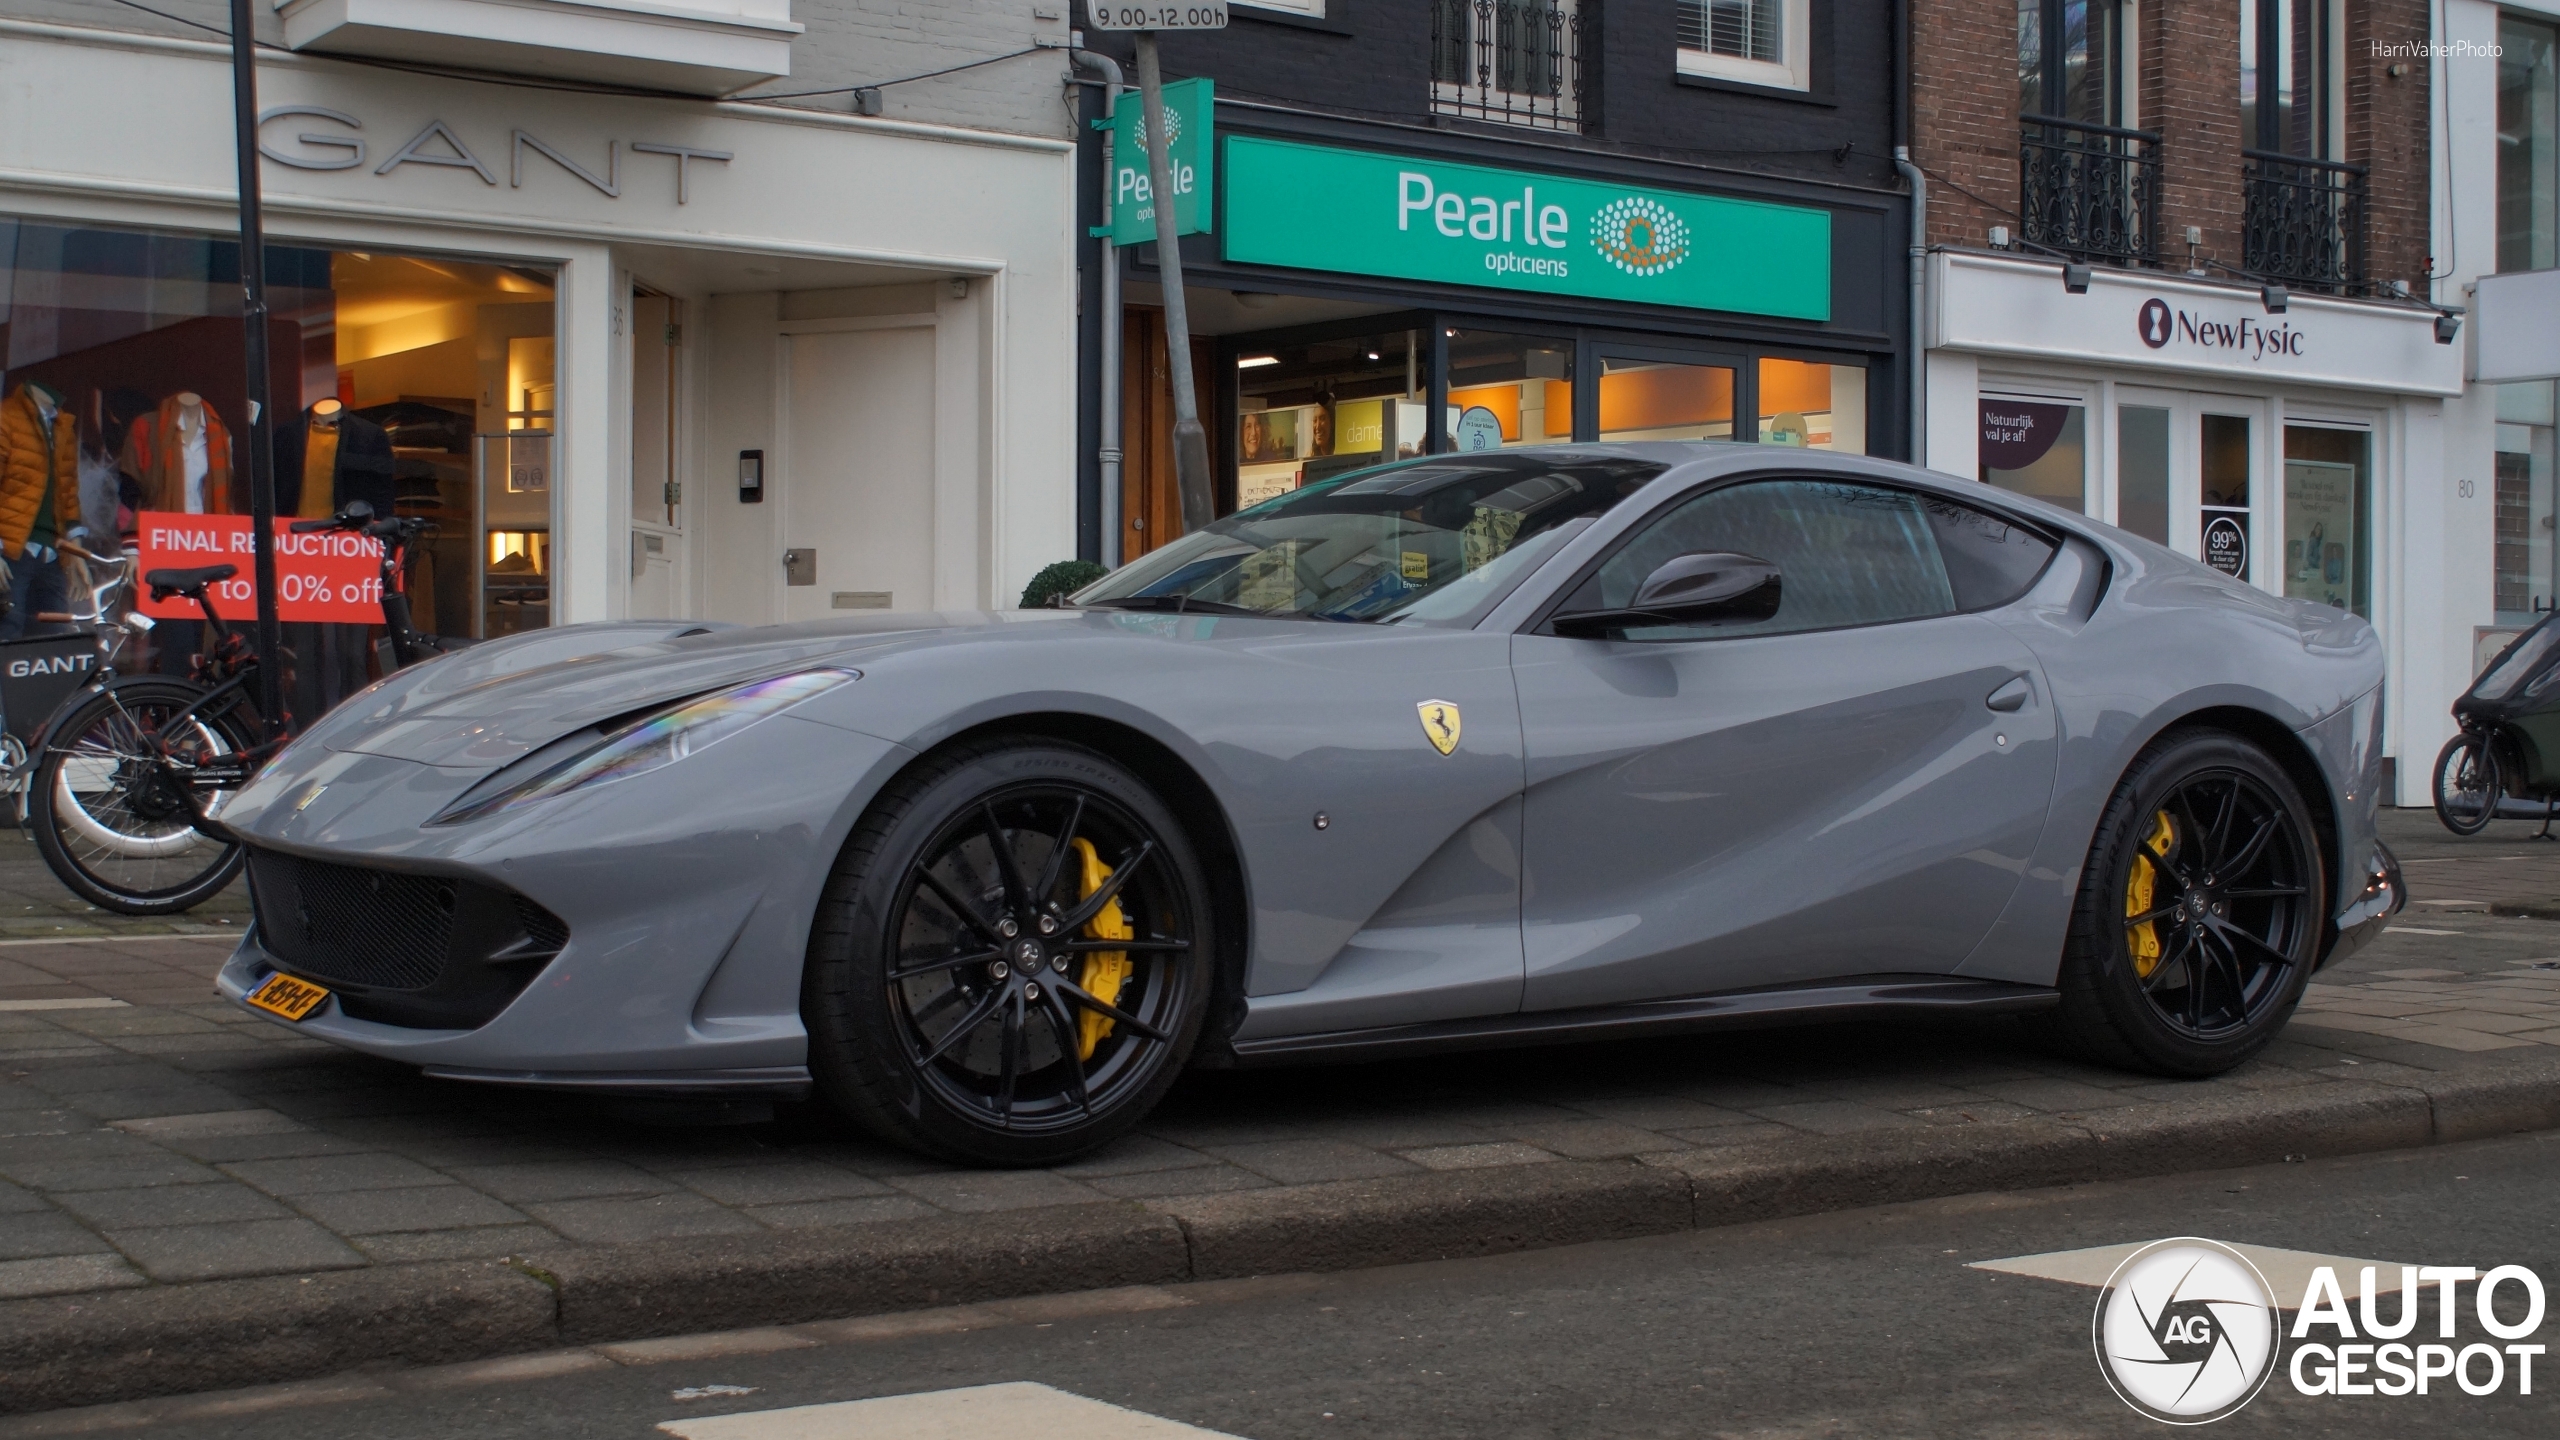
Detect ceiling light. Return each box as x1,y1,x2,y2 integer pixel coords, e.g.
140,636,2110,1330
1365,350,1382,361
1237,355,1279,369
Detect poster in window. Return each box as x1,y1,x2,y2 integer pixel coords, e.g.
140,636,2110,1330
2202,512,2250,581
2283,459,2357,610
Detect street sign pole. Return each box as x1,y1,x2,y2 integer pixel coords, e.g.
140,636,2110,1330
226,0,284,732
1132,32,1213,536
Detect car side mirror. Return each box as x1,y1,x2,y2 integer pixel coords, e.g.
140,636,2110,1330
1550,552,1783,637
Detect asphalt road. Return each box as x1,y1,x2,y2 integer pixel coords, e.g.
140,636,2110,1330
19,1131,2560,1439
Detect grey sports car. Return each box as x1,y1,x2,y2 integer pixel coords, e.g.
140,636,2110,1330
217,445,2403,1165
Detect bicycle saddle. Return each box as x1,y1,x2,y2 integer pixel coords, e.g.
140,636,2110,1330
145,564,238,597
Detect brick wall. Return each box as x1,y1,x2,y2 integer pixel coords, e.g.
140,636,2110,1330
1914,0,2430,293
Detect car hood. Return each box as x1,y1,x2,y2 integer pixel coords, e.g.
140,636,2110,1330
317,612,1058,770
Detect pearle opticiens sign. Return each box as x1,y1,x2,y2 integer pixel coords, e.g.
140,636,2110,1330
1222,137,1832,321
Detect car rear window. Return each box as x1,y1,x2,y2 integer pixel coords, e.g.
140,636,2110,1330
1925,496,2058,611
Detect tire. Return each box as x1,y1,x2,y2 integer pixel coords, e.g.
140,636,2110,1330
803,738,1214,1166
2055,729,2327,1076
29,679,257,916
2433,731,2502,836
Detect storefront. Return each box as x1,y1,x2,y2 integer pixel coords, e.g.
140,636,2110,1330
1925,250,2466,800
1106,112,1906,560
1,19,1075,691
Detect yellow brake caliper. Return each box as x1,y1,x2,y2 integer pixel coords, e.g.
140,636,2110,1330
2126,810,2177,978
1069,837,1133,1061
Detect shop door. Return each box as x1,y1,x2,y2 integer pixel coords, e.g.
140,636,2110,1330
1578,343,1748,445
2110,387,2181,548
628,289,683,619
780,324,936,621
2193,398,2265,585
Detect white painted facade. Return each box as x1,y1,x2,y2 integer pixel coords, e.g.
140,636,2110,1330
0,18,1078,629
1924,250,2465,803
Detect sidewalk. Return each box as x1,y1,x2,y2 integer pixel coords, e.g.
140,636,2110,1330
6,808,2560,1413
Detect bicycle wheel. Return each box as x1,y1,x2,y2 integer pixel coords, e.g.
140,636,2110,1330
30,679,259,914
2434,730,2502,837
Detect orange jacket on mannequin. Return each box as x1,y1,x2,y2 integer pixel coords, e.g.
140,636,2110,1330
119,395,236,516
0,384,81,561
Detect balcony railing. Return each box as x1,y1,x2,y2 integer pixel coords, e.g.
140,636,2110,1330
1430,0,1594,133
2243,150,2368,292
2019,115,2162,267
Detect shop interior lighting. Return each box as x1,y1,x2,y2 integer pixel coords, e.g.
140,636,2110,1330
1237,354,1280,368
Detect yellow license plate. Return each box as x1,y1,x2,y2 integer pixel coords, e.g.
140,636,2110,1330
246,972,332,1022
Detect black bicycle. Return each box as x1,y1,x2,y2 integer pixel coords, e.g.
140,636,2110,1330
28,502,443,914
2435,611,2560,837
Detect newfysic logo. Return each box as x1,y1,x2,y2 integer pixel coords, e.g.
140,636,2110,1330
2139,297,2174,348
1592,197,1689,276
2094,1239,2282,1423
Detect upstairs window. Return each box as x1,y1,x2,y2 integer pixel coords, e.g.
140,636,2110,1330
2018,0,2124,126
1676,0,1809,92
2241,0,2337,158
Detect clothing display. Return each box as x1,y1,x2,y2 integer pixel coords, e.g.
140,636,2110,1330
275,403,396,520
118,394,235,515
0,384,82,563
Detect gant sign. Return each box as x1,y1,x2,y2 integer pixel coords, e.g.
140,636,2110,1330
1929,252,2459,397
2136,296,2308,361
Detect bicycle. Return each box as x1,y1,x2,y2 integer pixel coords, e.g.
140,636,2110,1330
27,502,443,914
0,539,149,812
2434,610,2560,838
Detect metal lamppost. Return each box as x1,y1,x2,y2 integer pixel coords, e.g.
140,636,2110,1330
226,0,286,729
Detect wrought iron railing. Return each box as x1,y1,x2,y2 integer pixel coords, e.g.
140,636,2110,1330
2019,115,2162,267
2242,149,2368,292
1430,0,1594,133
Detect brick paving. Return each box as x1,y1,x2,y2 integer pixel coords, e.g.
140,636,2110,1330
6,810,2560,1303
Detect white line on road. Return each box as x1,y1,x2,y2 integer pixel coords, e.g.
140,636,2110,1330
1971,1240,2420,1299
0,997,129,1012
657,1382,1243,1439
0,933,235,948
2386,926,2466,936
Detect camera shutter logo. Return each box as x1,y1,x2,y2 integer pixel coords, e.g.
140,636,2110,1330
1591,197,1690,276
2093,1238,2281,1424
2138,298,2174,349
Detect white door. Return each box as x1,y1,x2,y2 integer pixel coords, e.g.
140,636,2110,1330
781,326,936,622
629,290,682,619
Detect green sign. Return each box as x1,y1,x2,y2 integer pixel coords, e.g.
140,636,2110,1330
1222,137,1831,321
1107,77,1213,245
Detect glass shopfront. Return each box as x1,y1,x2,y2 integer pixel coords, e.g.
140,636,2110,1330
0,218,556,712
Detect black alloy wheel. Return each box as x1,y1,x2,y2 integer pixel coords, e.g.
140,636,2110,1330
2057,729,2325,1076
805,739,1212,1165
2433,731,2501,836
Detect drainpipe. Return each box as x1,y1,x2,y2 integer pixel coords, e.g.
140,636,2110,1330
1072,47,1125,567
1894,146,1928,471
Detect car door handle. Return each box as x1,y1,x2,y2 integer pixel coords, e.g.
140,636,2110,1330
1986,675,2032,713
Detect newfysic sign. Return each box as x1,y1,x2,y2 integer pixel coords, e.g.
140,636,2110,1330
1223,138,1832,321
1105,77,1212,246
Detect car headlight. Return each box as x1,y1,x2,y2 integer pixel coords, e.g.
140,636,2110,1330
433,668,856,824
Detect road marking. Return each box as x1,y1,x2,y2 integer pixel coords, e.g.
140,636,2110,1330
0,997,129,1012
1971,1240,2420,1300
658,1382,1243,1439
0,933,235,948
2385,926,2465,936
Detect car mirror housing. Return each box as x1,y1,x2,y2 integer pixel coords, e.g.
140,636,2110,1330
1550,551,1783,637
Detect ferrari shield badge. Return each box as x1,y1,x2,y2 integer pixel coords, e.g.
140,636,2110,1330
1417,699,1462,756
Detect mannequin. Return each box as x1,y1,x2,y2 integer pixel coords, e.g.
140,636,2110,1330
0,380,83,644
120,393,235,516
276,398,394,521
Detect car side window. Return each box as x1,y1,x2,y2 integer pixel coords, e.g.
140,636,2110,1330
1925,495,2058,611
1569,478,1959,640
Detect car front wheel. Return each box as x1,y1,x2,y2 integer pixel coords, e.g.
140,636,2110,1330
804,738,1212,1165
2055,729,2326,1076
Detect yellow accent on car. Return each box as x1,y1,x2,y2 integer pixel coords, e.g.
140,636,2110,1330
2127,810,2176,978
1071,836,1133,1061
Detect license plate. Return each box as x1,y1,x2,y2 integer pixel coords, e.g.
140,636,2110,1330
246,972,332,1021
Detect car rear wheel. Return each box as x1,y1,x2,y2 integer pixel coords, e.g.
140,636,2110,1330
804,738,1212,1166
2055,729,2325,1076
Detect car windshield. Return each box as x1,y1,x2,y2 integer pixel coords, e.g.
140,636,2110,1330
1073,452,1668,625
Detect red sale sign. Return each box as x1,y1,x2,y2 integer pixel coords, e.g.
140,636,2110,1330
133,512,388,624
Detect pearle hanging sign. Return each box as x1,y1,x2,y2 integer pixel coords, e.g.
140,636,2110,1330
1221,137,1832,321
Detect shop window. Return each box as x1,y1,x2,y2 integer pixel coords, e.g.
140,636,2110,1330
1444,330,1572,453
1234,328,1426,512
2116,404,2171,545
1758,358,1865,453
2282,424,2369,618
2497,381,2559,626
0,218,556,695
1979,396,2086,511
2501,14,2558,274
1587,356,1736,444
2200,413,2252,580
1677,0,1810,92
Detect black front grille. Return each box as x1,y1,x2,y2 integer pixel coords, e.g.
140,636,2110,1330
245,848,570,1029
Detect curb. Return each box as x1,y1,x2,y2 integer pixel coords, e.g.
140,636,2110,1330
2489,899,2560,921
11,1057,2560,1416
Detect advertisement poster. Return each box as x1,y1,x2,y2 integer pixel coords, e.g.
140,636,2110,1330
2202,511,2250,582
133,512,387,624
2283,458,2357,609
